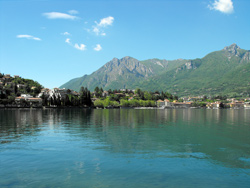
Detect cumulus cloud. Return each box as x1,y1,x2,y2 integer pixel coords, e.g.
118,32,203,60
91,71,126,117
68,10,79,15
17,34,41,41
96,16,114,27
62,32,70,35
94,44,102,51
65,38,71,44
92,16,114,36
43,12,78,20
74,43,86,51
208,0,234,14
65,38,86,51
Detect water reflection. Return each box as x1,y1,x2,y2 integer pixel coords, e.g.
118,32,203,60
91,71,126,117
0,109,43,144
1,108,250,170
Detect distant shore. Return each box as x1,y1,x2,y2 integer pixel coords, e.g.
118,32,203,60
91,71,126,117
0,105,248,110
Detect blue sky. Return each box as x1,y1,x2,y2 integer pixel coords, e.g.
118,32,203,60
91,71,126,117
0,0,250,89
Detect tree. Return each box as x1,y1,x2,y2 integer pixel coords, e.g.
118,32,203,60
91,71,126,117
57,95,61,106
49,96,54,106
25,85,31,93
203,95,208,101
120,99,129,107
65,95,70,106
103,98,111,107
108,89,112,94
14,83,18,95
53,94,57,105
164,92,173,99
144,91,152,100
67,89,71,94
94,99,104,108
79,87,92,107
80,87,87,105
94,86,100,93
87,90,92,106
173,95,178,101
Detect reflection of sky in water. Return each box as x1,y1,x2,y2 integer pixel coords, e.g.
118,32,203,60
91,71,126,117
1,109,250,187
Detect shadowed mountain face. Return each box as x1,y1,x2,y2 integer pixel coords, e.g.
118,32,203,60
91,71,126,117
60,44,250,96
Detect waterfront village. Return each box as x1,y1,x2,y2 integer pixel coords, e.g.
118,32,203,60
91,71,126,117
0,74,250,109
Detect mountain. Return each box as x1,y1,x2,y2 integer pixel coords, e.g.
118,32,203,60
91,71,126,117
60,56,188,91
60,44,250,97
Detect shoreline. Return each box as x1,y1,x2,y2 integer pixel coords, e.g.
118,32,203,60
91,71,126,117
0,106,247,110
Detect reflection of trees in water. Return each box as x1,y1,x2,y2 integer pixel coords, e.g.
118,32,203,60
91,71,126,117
40,108,250,171
1,109,250,169
88,109,250,169
0,109,43,143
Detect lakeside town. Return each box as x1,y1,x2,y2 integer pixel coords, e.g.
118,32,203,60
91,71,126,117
1,73,250,109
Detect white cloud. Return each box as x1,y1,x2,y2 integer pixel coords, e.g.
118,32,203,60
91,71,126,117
62,32,70,35
96,16,114,27
92,16,114,36
74,43,86,51
94,44,102,51
43,12,78,20
93,26,100,35
65,38,71,44
65,38,86,51
17,34,41,41
68,10,78,15
208,0,234,14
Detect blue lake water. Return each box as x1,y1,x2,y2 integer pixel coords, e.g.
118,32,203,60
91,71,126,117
1,108,250,187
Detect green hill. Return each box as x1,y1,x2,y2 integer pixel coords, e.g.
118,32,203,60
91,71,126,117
60,44,250,97
137,44,250,96
0,73,43,101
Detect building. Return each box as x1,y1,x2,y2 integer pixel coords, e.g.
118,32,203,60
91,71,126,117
230,101,245,108
37,88,51,98
5,82,14,87
157,100,165,107
15,94,42,107
4,74,11,79
102,91,109,97
38,88,79,100
172,102,192,108
164,99,173,107
26,98,42,107
17,84,26,89
47,88,69,99
244,103,250,109
21,94,33,99
207,102,221,109
128,97,134,101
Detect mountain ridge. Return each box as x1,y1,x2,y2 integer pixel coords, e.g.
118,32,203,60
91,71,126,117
60,44,250,97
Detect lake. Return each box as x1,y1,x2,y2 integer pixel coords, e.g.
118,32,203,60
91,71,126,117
1,108,250,188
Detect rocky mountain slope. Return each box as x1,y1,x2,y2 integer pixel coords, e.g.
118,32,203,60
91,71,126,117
60,56,188,91
60,44,250,97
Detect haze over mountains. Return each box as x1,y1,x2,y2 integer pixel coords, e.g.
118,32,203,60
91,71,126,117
60,44,250,97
